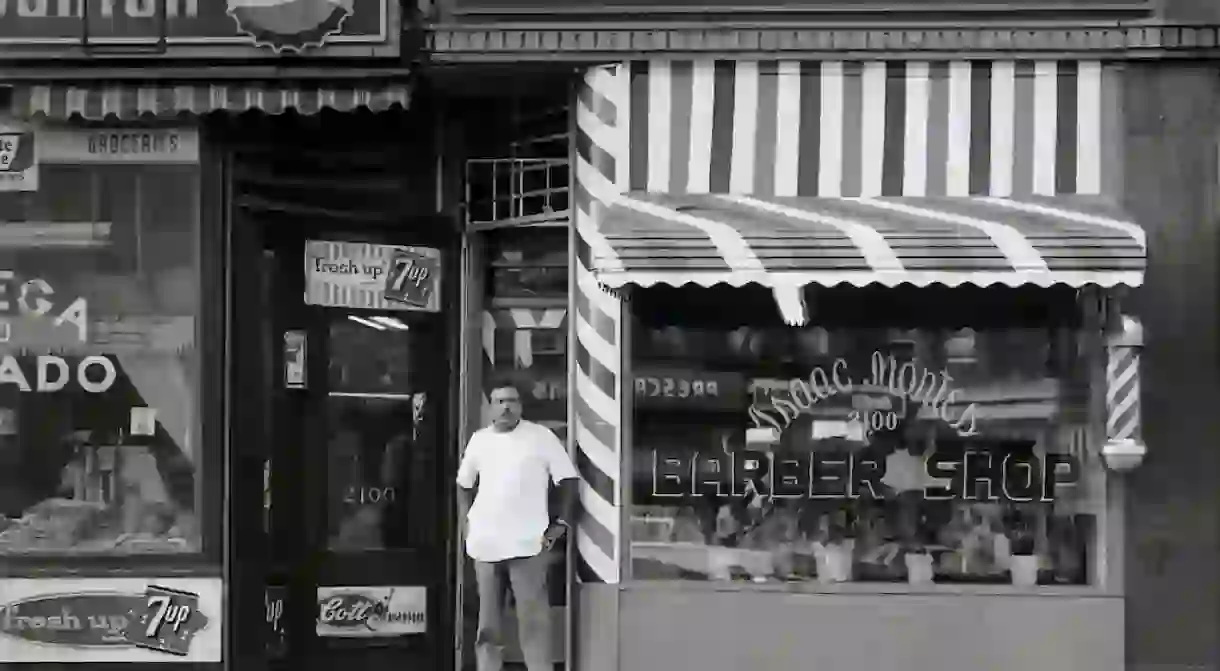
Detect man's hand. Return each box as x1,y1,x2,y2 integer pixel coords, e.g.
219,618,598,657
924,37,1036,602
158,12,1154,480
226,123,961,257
542,520,569,550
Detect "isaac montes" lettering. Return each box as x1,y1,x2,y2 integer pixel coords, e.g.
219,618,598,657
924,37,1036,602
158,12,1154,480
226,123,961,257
749,351,982,438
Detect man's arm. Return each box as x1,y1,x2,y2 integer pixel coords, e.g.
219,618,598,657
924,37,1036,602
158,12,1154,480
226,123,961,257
542,428,581,545
553,477,578,526
455,438,480,517
457,485,475,518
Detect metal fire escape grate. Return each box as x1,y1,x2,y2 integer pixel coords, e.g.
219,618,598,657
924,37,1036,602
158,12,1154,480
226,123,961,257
464,97,570,229
465,158,569,227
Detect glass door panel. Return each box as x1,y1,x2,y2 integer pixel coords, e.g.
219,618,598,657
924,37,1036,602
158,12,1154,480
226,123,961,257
325,314,425,554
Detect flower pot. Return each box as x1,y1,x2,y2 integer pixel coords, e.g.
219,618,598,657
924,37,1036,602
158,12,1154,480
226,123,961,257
707,547,734,581
905,553,934,585
814,541,854,583
1010,554,1039,587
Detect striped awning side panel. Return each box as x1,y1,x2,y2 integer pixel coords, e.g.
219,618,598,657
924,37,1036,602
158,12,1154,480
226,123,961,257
10,83,411,120
592,194,1145,289
619,59,1120,199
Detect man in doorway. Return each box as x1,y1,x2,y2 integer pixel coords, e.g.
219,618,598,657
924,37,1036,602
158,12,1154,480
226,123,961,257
457,382,578,671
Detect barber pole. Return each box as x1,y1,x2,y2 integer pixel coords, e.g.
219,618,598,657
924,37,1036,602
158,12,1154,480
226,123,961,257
570,64,629,584
1105,316,1142,443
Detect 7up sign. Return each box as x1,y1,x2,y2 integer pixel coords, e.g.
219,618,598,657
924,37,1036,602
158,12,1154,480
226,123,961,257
0,120,35,192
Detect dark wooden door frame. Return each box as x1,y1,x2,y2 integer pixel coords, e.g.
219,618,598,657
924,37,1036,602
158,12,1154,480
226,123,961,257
226,204,462,671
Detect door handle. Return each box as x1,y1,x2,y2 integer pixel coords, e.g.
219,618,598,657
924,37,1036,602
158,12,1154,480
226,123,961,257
284,330,308,389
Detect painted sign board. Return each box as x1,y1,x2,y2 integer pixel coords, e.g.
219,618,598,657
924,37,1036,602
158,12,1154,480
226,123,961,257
0,117,36,192
38,127,200,164
0,0,392,57
305,240,442,313
316,585,426,637
446,0,1149,14
0,122,202,197
0,123,196,208
0,577,222,662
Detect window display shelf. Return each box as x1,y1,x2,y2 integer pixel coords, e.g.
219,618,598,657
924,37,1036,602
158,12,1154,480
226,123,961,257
616,576,1120,597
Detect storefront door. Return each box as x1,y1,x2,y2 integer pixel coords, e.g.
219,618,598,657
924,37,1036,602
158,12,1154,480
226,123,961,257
230,218,455,671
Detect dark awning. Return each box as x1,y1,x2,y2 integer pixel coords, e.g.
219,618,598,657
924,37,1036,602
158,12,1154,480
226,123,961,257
9,81,410,120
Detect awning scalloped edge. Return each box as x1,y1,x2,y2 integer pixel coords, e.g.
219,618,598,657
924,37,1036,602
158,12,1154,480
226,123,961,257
595,280,628,303
592,272,1145,291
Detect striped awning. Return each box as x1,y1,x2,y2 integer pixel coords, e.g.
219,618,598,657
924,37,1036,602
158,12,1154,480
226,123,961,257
589,193,1145,292
8,82,411,120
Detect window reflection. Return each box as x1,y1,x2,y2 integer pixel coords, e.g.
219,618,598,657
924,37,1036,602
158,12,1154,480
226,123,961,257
0,164,201,556
325,316,422,553
485,228,568,299
630,316,1099,586
329,318,411,396
325,396,415,552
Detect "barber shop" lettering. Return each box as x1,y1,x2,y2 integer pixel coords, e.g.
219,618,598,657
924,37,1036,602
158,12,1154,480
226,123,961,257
650,448,1079,502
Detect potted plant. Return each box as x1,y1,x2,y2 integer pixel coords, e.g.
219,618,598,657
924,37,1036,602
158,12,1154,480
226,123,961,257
895,493,933,585
904,544,935,585
1008,519,1039,587
812,511,855,583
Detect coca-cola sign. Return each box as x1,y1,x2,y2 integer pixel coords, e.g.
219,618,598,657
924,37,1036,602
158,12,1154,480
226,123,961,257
315,586,426,638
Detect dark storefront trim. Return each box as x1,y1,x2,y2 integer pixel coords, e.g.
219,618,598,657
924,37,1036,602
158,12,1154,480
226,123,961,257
8,82,411,121
428,23,1220,61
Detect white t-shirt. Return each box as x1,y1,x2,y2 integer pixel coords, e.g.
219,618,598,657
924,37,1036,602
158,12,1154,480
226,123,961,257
456,420,578,562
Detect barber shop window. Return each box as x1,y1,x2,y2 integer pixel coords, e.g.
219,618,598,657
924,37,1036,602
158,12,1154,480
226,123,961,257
0,159,202,556
629,285,1105,587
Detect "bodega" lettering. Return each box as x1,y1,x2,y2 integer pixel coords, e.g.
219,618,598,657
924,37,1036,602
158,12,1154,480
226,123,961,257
0,272,87,343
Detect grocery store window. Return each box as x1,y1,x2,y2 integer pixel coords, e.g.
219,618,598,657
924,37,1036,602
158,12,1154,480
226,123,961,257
0,156,201,556
629,285,1105,587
